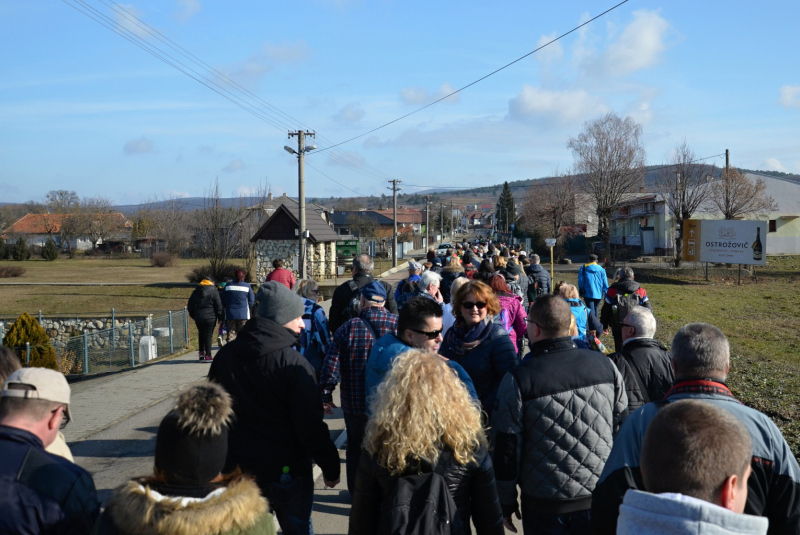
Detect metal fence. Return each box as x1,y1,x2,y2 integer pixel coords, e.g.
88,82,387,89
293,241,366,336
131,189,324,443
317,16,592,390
5,309,190,376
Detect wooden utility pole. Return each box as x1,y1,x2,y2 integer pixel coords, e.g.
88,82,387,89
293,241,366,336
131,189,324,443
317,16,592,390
388,179,402,267
726,149,730,171
287,130,315,279
440,202,445,240
424,195,430,250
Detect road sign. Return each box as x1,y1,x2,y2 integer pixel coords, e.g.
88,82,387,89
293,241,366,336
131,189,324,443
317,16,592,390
682,220,766,265
336,239,359,256
545,238,557,247
510,223,516,230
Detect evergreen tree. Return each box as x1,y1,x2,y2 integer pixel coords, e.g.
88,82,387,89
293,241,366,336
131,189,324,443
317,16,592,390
42,237,59,261
495,182,517,234
13,237,30,261
2,312,58,370
0,238,8,260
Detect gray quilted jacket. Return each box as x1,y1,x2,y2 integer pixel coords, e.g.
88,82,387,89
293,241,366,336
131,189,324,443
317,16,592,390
490,337,627,516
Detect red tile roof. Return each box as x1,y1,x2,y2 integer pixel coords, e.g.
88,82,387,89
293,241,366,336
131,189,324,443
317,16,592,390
2,213,132,235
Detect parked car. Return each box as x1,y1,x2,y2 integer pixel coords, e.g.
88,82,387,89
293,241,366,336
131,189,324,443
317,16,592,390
436,242,453,256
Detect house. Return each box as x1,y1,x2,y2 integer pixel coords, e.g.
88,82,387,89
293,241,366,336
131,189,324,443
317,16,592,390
250,204,339,283
609,194,672,255
2,213,132,251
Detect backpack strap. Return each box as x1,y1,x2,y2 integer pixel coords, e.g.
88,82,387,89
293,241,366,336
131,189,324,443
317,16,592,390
360,317,378,340
347,279,360,292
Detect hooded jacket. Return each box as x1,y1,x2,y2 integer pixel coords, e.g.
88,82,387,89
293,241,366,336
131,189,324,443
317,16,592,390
617,490,768,535
328,272,397,333
600,278,653,350
440,264,466,304
94,476,276,535
349,447,504,535
592,379,800,535
491,337,628,516
188,281,224,323
207,316,340,485
525,263,551,299
609,338,674,413
496,293,527,353
577,262,608,299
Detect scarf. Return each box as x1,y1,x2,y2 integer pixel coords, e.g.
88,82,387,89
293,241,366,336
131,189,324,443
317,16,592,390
444,316,494,356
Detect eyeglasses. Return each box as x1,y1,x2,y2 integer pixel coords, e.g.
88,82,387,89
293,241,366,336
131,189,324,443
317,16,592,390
410,328,443,339
461,301,487,310
621,323,634,329
311,289,320,294
53,406,70,430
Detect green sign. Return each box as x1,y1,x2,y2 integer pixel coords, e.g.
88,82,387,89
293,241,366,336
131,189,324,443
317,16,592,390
336,240,359,255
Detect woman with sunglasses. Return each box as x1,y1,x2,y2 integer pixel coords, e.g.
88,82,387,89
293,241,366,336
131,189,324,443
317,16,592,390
439,280,518,418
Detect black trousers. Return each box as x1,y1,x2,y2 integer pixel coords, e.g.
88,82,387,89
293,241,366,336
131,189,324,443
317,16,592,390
195,319,217,355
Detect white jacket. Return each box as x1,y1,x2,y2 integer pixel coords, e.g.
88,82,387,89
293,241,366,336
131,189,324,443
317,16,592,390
617,490,769,535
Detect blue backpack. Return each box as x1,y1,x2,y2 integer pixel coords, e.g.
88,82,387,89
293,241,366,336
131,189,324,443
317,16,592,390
300,302,326,377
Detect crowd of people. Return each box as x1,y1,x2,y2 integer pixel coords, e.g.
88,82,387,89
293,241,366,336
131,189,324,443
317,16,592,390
1,241,799,535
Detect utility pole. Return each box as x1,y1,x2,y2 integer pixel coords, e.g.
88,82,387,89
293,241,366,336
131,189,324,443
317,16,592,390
424,196,430,250
725,149,730,171
388,179,402,267
440,202,445,240
450,201,454,241
287,130,316,279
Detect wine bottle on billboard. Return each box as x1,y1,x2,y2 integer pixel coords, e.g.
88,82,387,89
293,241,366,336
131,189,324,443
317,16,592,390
753,227,763,261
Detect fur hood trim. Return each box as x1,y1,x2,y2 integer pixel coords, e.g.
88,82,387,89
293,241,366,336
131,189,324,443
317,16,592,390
174,382,232,436
442,264,465,274
106,476,268,535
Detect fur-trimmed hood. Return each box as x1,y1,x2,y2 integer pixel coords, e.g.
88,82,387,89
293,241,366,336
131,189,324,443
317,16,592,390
442,264,465,274
102,476,270,535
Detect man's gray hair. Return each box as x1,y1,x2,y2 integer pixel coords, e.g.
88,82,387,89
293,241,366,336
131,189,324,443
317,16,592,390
623,267,635,279
353,254,374,274
626,307,656,338
531,254,540,264
671,323,730,379
419,271,442,288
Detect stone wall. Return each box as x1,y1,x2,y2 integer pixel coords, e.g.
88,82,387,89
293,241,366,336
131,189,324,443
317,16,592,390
256,239,338,283
0,314,154,349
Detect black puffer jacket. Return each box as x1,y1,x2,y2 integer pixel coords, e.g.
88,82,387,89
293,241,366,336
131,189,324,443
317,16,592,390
349,447,504,535
525,263,551,298
187,283,224,323
609,338,674,413
207,316,340,488
440,264,466,304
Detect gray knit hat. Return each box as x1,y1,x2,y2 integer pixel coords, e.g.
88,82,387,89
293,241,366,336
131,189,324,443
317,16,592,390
256,281,305,326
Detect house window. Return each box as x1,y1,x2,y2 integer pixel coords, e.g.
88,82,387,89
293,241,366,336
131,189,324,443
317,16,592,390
769,220,777,233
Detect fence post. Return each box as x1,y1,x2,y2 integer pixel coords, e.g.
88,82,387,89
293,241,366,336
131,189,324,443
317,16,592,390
38,310,42,325
128,321,135,367
184,307,189,347
82,331,89,375
112,308,116,350
26,342,30,366
168,311,174,354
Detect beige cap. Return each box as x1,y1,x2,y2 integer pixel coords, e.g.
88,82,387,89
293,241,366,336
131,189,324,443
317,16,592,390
2,368,72,422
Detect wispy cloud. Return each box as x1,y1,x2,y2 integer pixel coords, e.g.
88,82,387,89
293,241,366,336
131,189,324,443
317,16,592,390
223,159,247,172
197,144,215,153
779,85,800,109
174,0,201,23
507,85,608,125
764,158,788,172
333,103,365,124
222,41,312,88
399,83,460,106
599,10,670,76
123,136,154,155
114,4,149,38
534,33,564,64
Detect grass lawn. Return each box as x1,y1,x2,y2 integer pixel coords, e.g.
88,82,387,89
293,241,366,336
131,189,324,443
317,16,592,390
0,257,207,284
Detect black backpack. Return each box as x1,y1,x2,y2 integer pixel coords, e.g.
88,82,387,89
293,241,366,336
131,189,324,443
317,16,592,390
378,451,464,535
612,292,643,328
344,280,363,322
528,272,543,298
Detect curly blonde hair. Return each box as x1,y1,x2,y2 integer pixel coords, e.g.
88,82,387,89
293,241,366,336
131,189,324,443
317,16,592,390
364,350,486,474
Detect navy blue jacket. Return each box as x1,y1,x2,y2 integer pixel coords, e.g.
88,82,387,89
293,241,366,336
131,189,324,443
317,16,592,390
439,323,518,417
0,425,100,534
223,281,255,321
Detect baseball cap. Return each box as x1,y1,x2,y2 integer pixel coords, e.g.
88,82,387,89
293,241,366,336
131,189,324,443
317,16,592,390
361,280,387,303
2,368,72,422
408,261,423,272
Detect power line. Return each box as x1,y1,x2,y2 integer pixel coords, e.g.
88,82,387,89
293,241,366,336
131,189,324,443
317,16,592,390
303,162,364,196
315,0,632,153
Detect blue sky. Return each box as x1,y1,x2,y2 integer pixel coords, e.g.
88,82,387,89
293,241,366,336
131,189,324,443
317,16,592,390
1,0,799,204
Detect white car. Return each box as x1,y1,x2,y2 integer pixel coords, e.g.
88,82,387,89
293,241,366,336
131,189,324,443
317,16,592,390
436,243,454,256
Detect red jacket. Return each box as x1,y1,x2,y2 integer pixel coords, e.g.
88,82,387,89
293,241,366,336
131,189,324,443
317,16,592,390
265,268,296,289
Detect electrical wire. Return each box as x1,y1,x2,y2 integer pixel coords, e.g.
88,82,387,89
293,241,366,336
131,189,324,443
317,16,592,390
315,0,632,153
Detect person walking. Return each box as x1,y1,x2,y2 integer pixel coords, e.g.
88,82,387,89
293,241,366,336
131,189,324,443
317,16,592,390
349,350,504,535
488,274,527,355
328,255,397,334
557,283,603,342
440,256,466,304
439,280,517,418
188,275,224,362
265,258,296,289
320,281,398,495
491,295,627,535
577,253,608,317
524,254,551,301
223,269,255,343
208,281,340,535
599,266,653,352
294,278,331,378
94,382,276,535
0,368,100,534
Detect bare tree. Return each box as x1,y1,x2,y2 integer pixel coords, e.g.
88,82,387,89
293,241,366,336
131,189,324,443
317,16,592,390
78,197,124,249
708,168,778,220
138,196,193,255
194,179,244,279
344,212,378,239
655,140,714,266
568,112,646,255
46,190,80,213
520,171,577,259
236,182,271,279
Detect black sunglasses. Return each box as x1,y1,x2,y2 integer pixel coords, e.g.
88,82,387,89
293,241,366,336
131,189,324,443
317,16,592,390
461,301,487,310
410,328,443,339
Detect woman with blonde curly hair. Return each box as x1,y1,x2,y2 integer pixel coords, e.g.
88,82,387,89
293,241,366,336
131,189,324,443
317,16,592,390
349,350,504,535
438,280,517,417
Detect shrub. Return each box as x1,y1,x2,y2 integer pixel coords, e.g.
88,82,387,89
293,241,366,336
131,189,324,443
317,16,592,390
13,237,30,261
57,349,83,375
187,263,251,283
42,238,59,261
2,312,57,370
0,238,8,260
151,252,175,268
0,266,26,278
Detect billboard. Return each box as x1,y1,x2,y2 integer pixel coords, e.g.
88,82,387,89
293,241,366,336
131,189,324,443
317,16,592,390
682,220,766,265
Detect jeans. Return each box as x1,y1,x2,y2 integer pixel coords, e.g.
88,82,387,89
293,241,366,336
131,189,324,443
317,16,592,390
584,298,601,318
344,412,368,495
521,509,591,535
265,473,315,535
195,319,216,355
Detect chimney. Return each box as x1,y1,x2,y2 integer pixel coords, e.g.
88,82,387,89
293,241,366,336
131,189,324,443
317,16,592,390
267,192,273,201
283,193,288,197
